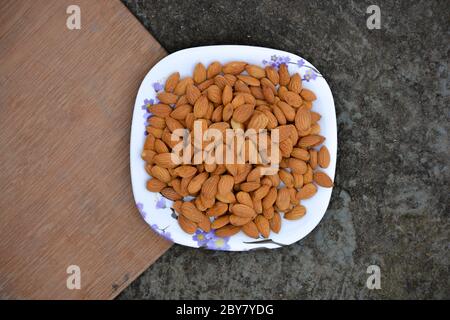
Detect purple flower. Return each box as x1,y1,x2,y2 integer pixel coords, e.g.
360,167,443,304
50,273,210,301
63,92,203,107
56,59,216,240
193,229,214,246
156,198,166,209
303,69,318,82
297,59,305,68
206,236,230,251
153,82,163,92
141,98,154,110
136,202,146,219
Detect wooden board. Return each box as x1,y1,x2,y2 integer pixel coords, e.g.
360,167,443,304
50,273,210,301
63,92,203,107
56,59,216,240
0,0,172,299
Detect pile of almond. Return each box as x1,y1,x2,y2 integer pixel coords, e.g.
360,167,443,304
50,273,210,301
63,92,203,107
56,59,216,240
142,61,333,239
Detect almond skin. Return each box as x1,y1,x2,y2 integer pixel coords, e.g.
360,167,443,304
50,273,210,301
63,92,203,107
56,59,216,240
262,187,277,210
222,61,247,75
186,84,201,105
288,73,302,93
207,85,222,104
318,146,330,168
298,135,325,148
174,165,197,178
236,191,254,208
151,165,171,183
148,104,172,117
181,201,205,223
232,104,254,123
242,221,260,238
247,112,268,130
193,63,207,84
285,205,306,220
157,92,178,105
146,178,166,192
218,175,234,195
265,66,279,85
298,183,317,199
211,215,230,229
276,187,290,211
174,77,193,96
245,65,266,79
269,212,281,233
165,72,180,93
160,187,182,201
201,175,220,199
215,225,241,237
237,75,260,87
231,203,256,218
255,215,270,238
187,172,209,194
222,85,233,105
153,153,180,169
300,88,317,101
283,91,303,107
309,149,318,169
207,202,229,217
207,61,222,79
193,95,209,118
295,106,311,131
178,215,197,234
170,104,192,120
313,171,334,187
230,215,252,226
278,63,290,86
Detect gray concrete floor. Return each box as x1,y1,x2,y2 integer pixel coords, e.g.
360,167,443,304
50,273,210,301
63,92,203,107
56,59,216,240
119,0,449,299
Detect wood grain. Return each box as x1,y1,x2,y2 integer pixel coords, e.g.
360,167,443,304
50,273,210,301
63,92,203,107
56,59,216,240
0,0,172,299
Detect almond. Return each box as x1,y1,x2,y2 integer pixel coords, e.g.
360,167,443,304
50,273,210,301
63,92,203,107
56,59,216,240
193,95,209,118
288,158,307,174
285,205,306,220
247,112,268,130
230,215,252,226
298,135,325,148
171,104,192,120
222,85,233,105
282,91,302,107
186,84,201,105
146,178,166,192
262,84,275,104
300,88,317,101
254,184,271,200
263,206,275,220
288,73,302,93
265,66,279,85
291,148,310,161
245,65,266,79
174,165,197,178
262,187,277,210
240,182,260,192
198,78,215,91
278,63,290,86
276,187,290,211
174,77,193,96
277,101,296,121
218,175,234,195
148,104,172,117
178,215,197,234
269,212,281,233
231,203,256,218
242,221,259,238
187,172,209,194
193,63,207,84
214,75,228,89
207,202,228,217
313,171,334,187
232,104,254,123
303,164,313,184
157,91,178,105
201,175,220,199
207,85,222,104
160,187,182,201
165,72,180,93
214,225,241,237
255,215,270,238
318,146,330,168
298,183,317,199
153,153,180,168
237,75,260,87
295,106,311,131
222,61,247,75
207,61,222,79
211,215,230,229
279,170,294,188
181,201,205,223
236,191,254,208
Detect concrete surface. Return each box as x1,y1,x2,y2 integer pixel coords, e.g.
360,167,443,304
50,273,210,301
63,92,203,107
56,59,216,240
119,0,449,299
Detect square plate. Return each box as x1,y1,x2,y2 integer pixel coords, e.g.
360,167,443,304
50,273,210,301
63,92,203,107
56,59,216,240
130,45,337,251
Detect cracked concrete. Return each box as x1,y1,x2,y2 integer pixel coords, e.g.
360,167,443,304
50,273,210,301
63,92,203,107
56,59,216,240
118,0,449,299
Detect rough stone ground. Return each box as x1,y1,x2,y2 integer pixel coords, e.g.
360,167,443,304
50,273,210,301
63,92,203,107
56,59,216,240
119,0,449,299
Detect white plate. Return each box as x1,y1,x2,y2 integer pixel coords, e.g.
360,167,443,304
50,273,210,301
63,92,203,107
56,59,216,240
130,45,337,251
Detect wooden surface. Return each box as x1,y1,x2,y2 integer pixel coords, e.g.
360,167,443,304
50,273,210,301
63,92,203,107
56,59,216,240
0,0,172,299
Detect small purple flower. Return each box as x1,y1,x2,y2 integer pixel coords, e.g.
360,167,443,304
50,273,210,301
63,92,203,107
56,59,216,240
297,59,305,68
153,82,163,92
193,229,214,246
156,197,166,209
136,202,146,219
270,55,278,61
206,236,230,251
281,56,291,64
303,69,318,82
141,98,154,110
